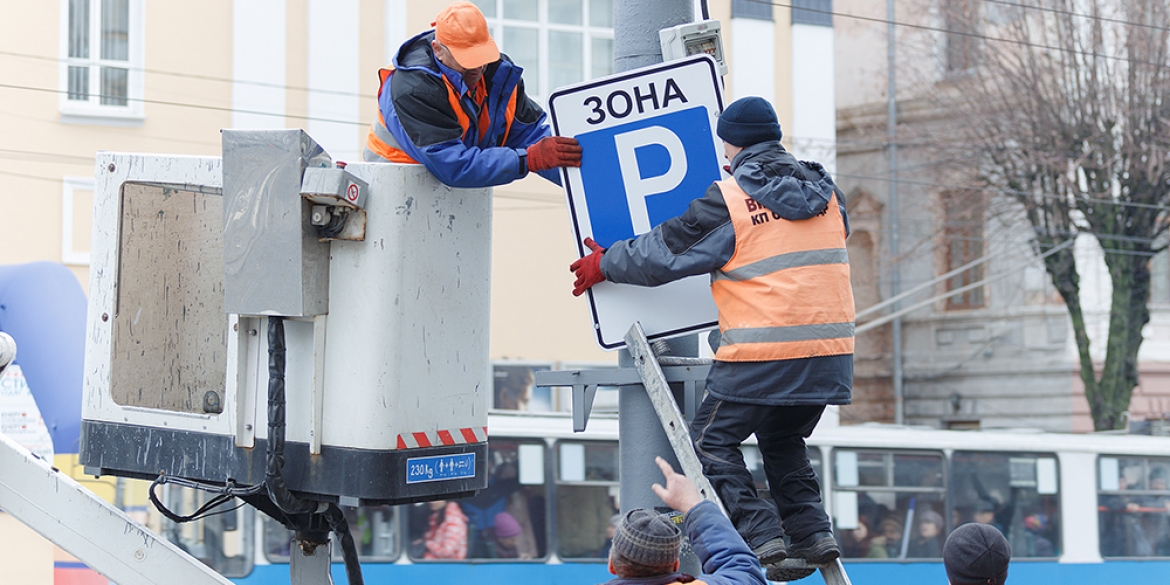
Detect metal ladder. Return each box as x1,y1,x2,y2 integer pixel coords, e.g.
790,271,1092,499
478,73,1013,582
624,321,853,585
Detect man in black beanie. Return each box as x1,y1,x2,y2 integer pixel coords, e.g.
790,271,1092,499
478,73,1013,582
571,96,852,581
944,523,1011,585
604,457,766,585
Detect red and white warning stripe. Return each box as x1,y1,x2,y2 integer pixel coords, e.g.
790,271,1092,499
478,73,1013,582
396,426,488,449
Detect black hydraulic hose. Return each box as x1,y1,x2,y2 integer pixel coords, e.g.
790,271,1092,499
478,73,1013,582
700,0,710,20
325,504,366,585
265,316,317,515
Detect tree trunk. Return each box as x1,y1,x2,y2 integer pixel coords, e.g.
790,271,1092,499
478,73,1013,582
1038,237,1100,425
1092,244,1153,430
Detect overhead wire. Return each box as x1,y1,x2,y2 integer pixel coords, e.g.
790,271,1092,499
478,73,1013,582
0,48,377,99
749,0,1170,70
0,82,368,127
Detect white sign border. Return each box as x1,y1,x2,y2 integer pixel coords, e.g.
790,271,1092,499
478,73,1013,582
549,54,725,350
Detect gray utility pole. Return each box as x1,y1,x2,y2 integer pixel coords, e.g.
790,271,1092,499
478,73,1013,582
887,0,904,425
613,0,699,562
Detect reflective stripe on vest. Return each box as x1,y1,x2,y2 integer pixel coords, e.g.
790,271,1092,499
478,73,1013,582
365,65,520,164
365,67,421,164
712,178,855,362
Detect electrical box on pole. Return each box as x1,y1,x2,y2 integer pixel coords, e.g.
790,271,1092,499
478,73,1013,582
658,20,727,76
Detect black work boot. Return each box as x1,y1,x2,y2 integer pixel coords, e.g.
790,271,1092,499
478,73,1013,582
751,536,788,566
765,566,817,582
786,531,840,565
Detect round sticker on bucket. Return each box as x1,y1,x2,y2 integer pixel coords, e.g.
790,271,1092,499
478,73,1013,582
347,183,360,203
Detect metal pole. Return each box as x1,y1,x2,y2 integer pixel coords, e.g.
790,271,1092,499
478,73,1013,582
887,0,904,425
613,0,695,515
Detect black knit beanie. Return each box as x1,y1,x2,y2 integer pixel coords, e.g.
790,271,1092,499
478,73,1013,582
717,96,782,147
943,523,1011,585
611,508,681,567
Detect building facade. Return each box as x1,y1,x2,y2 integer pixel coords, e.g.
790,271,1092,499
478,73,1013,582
833,0,1170,431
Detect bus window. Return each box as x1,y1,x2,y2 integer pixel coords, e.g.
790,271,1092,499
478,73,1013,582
263,505,399,563
406,439,547,561
556,440,619,560
951,451,1060,558
1098,456,1170,557
160,485,254,577
831,449,946,560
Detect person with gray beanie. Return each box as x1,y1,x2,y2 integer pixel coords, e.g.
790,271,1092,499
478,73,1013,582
944,523,1011,585
602,457,766,585
573,96,851,581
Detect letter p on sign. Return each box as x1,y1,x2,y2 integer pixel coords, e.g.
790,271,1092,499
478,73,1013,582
575,107,720,246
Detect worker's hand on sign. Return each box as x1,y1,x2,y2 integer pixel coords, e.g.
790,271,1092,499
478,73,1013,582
570,237,606,296
527,136,582,172
651,456,703,514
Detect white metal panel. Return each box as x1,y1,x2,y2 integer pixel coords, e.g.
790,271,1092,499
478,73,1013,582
317,163,491,450
232,0,287,128
84,153,234,437
1057,451,1104,563
0,433,232,585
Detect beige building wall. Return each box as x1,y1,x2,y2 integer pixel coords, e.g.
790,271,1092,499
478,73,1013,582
0,0,803,365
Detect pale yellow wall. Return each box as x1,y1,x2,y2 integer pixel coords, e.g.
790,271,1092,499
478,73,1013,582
490,175,614,364
0,1,232,295
0,514,53,585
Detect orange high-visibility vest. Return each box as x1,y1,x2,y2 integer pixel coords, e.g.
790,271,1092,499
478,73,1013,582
711,178,855,362
364,66,519,164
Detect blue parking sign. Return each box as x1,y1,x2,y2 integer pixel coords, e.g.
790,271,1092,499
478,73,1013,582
577,107,722,247
550,55,724,349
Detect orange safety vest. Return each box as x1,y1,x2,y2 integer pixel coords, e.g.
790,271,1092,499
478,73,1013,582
364,66,520,164
711,178,855,362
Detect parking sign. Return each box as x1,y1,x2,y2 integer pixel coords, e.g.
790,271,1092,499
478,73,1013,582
550,55,724,349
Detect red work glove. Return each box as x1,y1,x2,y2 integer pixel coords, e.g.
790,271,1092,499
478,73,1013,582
570,238,606,296
527,136,582,172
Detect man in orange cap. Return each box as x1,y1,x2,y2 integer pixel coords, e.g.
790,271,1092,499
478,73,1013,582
365,1,581,188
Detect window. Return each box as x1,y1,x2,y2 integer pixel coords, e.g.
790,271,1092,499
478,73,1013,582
832,449,947,559
60,0,143,118
790,0,832,27
951,452,1061,558
493,363,553,411
943,0,980,74
943,191,986,309
556,440,619,559
407,439,547,561
473,0,615,99
1098,456,1170,557
264,505,399,562
161,486,254,577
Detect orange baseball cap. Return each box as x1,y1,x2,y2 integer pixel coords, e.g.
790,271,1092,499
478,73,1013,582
433,2,500,70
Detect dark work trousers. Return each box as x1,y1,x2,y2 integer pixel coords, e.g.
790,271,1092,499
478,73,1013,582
690,397,830,548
